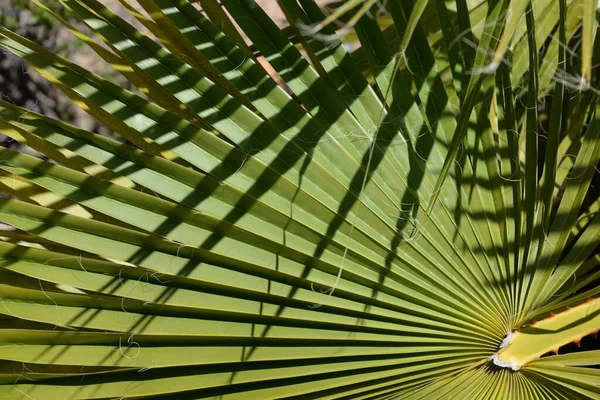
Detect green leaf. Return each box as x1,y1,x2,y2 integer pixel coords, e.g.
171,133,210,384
0,1,598,399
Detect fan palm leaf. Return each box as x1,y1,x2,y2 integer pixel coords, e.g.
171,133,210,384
0,0,598,399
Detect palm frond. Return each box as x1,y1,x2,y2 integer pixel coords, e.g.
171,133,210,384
0,0,598,399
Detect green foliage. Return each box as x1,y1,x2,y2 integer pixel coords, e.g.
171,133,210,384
0,0,598,399
12,0,67,28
